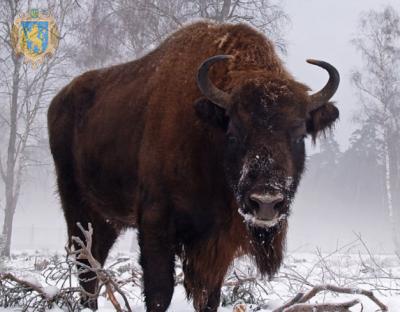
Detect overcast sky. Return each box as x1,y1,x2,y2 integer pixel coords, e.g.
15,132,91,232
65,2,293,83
284,0,400,151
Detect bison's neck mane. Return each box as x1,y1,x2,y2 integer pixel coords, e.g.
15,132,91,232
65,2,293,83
243,220,287,277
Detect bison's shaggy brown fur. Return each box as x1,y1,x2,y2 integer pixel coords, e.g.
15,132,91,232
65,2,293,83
48,21,339,311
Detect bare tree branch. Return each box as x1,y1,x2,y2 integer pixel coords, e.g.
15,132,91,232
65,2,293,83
66,223,132,312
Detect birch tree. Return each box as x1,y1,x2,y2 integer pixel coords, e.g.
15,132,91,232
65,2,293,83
352,5,400,252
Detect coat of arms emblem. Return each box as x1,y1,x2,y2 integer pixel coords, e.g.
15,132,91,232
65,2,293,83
11,9,59,67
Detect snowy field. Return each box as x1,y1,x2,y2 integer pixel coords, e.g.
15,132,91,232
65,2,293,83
1,239,400,311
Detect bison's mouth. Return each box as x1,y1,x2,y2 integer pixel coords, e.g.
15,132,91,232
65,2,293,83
238,208,287,228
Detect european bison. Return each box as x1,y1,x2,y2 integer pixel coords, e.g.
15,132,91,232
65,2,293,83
48,21,339,311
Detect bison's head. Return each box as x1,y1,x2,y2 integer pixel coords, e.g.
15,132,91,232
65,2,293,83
195,55,339,231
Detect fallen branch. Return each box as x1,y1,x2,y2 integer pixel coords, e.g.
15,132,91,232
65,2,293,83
273,283,388,312
66,222,132,312
274,293,303,311
0,270,81,311
282,299,359,312
0,273,56,300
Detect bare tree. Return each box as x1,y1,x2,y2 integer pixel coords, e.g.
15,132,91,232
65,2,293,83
72,0,289,65
351,6,400,253
69,0,124,69
0,0,79,257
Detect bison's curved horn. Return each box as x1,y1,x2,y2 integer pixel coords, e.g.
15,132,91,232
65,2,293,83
197,55,233,109
307,59,340,112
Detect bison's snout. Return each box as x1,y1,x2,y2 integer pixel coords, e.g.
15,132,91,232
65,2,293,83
248,193,284,220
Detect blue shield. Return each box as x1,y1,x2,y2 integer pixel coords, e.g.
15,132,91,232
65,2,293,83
21,21,49,54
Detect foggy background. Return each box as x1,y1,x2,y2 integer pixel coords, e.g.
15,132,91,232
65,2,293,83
1,0,400,255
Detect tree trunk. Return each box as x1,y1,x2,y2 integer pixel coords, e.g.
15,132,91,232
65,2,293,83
1,55,21,257
1,193,17,257
218,0,231,22
198,0,208,18
384,131,400,254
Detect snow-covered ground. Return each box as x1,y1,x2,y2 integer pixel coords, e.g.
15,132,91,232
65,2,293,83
1,245,400,311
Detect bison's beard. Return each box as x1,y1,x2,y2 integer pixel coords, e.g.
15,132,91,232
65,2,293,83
247,219,287,278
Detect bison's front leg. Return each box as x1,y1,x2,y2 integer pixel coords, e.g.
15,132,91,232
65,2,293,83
138,205,175,311
185,275,224,312
199,283,224,312
182,234,235,311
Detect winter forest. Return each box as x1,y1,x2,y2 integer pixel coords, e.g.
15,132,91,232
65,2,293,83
1,0,400,311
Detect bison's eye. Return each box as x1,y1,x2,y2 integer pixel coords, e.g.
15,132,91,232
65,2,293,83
290,122,306,144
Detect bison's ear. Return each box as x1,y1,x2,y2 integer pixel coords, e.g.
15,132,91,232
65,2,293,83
194,98,229,130
306,102,339,141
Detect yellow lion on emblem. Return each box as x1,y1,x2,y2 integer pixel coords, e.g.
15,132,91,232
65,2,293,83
21,24,43,54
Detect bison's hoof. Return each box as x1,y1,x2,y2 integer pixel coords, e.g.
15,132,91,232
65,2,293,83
80,296,98,310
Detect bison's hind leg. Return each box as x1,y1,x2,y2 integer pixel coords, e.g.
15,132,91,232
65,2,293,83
56,168,120,309
69,215,120,309
50,138,120,309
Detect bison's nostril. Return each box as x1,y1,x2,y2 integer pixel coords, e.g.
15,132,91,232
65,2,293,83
249,193,284,220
